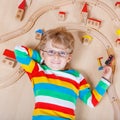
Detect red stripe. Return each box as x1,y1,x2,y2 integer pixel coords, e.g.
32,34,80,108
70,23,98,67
22,46,29,52
30,69,79,89
22,46,33,57
35,102,75,115
79,79,87,86
26,62,79,89
27,63,40,79
91,93,98,107
48,74,79,89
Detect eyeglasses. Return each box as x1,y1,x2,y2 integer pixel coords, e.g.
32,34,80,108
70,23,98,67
41,49,70,57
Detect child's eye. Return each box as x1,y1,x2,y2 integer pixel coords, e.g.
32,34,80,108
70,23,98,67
45,50,68,57
47,50,55,55
59,51,67,57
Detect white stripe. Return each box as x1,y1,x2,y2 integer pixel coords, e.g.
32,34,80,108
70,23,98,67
35,96,75,110
44,69,83,84
15,46,28,54
101,78,111,86
87,96,94,108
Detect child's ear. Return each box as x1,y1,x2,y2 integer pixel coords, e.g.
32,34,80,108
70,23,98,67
67,54,72,63
40,50,44,60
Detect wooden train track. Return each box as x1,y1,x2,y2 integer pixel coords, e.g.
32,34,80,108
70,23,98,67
65,24,120,120
0,0,119,43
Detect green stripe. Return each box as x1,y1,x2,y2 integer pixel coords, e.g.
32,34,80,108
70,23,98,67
41,65,51,70
35,89,76,104
98,80,109,90
64,69,79,77
73,71,80,77
71,70,79,77
82,92,91,104
15,50,28,58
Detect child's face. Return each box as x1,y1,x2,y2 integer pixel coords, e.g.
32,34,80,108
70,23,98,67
40,40,72,70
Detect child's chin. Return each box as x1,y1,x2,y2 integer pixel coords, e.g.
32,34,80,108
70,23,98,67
52,68,61,71
51,67,63,71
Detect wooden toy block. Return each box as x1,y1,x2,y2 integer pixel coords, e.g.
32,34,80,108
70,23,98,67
2,58,17,68
106,47,115,73
115,29,120,36
2,49,16,68
3,49,16,60
82,34,93,45
115,2,120,8
81,2,88,13
115,38,120,46
58,11,67,21
97,57,103,70
81,2,88,24
16,9,25,21
105,55,114,65
35,29,44,40
86,18,102,29
81,2,89,24
16,0,26,21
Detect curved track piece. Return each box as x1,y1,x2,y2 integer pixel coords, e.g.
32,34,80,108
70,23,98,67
0,0,75,43
0,67,24,88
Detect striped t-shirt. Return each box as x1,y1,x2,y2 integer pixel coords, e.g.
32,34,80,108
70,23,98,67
14,46,110,120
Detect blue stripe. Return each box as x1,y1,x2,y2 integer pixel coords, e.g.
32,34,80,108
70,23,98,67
33,83,78,99
79,88,90,100
16,55,31,65
32,115,70,120
32,50,41,63
95,85,105,96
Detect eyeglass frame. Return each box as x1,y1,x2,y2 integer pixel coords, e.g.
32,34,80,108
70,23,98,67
40,49,71,57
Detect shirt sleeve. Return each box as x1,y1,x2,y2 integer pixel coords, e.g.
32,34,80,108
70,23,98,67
78,74,111,108
14,45,42,73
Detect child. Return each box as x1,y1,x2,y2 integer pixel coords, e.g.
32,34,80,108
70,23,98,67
14,27,112,120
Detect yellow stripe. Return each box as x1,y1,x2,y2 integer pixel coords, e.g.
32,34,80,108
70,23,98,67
80,84,90,90
33,108,75,120
93,89,102,101
28,48,33,57
32,76,78,94
21,60,35,73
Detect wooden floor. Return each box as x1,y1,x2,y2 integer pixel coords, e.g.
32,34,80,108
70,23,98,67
0,0,120,120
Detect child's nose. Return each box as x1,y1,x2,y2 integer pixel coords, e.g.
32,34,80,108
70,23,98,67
54,52,60,58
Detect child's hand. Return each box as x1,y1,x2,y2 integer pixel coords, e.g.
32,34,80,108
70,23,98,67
102,66,112,82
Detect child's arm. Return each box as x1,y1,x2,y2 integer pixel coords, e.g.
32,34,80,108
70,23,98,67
14,45,42,73
79,66,112,107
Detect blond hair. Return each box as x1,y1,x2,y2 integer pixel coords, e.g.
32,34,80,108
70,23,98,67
39,27,74,54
